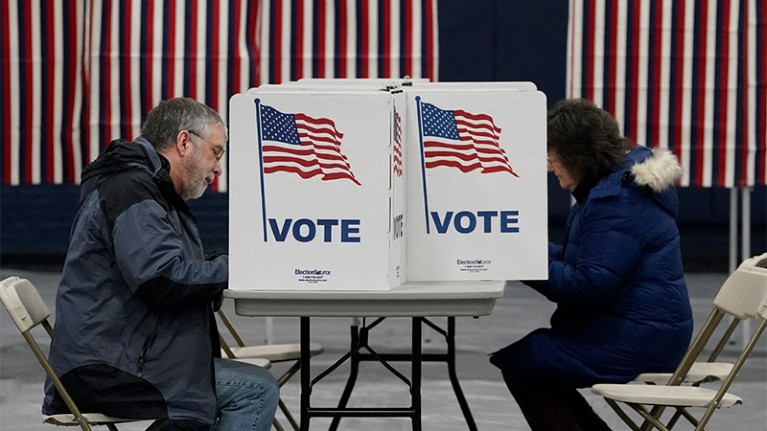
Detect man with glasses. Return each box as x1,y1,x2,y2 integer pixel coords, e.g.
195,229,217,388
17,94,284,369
43,97,279,431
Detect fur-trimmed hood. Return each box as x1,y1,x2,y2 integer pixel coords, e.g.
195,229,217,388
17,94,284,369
625,146,682,218
630,147,683,193
589,145,682,218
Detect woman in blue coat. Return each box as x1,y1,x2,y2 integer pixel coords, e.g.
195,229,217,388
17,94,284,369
490,98,693,430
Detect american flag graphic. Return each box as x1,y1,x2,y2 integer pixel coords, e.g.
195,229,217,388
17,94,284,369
258,103,361,185
568,0,767,188
393,106,403,177
419,102,519,176
1,0,438,188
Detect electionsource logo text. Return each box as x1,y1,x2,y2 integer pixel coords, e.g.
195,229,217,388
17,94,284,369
295,269,332,276
457,259,491,265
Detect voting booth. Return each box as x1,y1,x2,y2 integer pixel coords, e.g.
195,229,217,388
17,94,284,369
402,86,548,281
229,80,548,290
229,89,406,291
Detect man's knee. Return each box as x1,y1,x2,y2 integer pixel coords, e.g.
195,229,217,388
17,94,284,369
246,364,279,402
260,372,280,409
237,364,279,406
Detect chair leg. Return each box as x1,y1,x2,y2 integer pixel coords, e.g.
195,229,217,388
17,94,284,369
278,398,300,431
272,361,301,430
272,417,286,431
664,406,700,430
626,403,672,431
277,362,301,387
679,408,702,429
604,399,643,431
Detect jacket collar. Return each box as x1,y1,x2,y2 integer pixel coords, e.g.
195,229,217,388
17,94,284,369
79,137,188,212
572,146,681,217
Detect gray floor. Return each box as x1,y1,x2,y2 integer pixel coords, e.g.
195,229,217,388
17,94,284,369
1,268,765,430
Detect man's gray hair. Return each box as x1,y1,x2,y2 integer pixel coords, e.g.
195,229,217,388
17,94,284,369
141,97,226,152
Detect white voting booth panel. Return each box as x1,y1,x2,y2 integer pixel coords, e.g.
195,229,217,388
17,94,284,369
402,87,548,281
296,77,430,87
229,90,406,291
409,81,537,91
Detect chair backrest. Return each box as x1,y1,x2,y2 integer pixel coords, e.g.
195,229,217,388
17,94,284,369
648,254,767,430
0,276,94,430
713,252,767,320
0,276,51,333
668,253,767,385
2,276,163,431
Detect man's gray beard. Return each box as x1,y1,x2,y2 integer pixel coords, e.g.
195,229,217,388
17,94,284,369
186,181,208,200
181,151,209,201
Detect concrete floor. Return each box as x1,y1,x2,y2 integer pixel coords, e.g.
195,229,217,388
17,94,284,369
1,268,765,430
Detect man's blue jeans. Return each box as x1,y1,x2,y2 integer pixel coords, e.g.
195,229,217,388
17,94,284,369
213,358,279,431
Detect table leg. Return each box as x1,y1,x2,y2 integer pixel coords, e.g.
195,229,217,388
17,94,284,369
446,317,477,431
411,317,422,431
300,317,311,431
328,322,361,431
298,316,469,431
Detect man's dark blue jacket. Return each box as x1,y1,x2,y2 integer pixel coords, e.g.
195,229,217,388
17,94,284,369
43,137,227,424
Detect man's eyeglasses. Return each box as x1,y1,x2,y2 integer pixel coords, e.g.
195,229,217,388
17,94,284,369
188,130,226,161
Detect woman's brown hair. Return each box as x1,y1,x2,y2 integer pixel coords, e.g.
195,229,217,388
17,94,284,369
547,98,630,183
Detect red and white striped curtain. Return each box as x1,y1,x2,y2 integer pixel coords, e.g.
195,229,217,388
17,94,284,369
259,0,438,84
567,0,767,188
1,0,439,190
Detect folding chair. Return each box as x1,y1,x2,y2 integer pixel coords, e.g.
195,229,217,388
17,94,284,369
0,276,163,431
632,362,732,386
592,252,767,431
217,308,324,431
628,304,736,429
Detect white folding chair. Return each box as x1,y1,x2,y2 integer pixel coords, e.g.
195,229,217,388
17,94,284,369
592,252,767,431
632,362,732,386
217,308,324,431
0,276,163,431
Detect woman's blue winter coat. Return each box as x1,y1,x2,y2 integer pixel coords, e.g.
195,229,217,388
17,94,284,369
491,145,693,387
